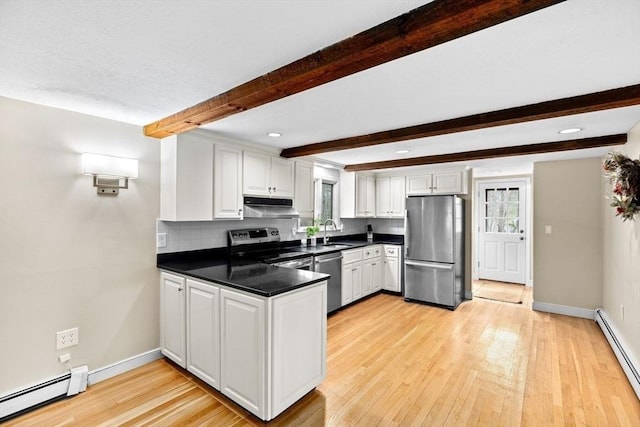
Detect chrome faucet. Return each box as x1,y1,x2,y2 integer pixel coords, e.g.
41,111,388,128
324,218,337,245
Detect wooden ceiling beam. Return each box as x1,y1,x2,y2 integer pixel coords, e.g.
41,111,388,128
281,85,640,158
144,0,564,139
342,134,626,172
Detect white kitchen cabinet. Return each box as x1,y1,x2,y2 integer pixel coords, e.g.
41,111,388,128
213,145,243,219
160,134,243,221
243,151,294,198
371,256,383,293
376,176,406,217
160,272,186,368
220,288,266,418
161,271,327,422
362,259,373,296
160,134,213,221
406,169,467,195
340,171,375,218
362,245,383,296
186,279,220,390
271,283,327,417
356,174,376,217
294,161,314,218
361,245,379,296
341,263,354,306
341,248,363,305
383,245,401,292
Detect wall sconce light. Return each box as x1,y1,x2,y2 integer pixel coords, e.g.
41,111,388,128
81,153,138,195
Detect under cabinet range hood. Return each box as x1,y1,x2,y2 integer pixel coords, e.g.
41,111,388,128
243,196,300,219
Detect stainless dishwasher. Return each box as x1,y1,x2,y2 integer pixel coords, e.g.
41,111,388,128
314,252,342,314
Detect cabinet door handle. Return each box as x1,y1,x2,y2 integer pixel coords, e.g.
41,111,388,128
268,186,272,193
273,187,276,192
178,287,183,292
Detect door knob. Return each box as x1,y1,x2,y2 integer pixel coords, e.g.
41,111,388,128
519,237,525,241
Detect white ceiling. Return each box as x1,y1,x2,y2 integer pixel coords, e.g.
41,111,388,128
1,0,639,175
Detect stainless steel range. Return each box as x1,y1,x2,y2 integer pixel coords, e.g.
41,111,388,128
228,227,339,313
228,227,313,269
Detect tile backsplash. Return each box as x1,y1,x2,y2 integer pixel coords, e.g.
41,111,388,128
156,217,404,254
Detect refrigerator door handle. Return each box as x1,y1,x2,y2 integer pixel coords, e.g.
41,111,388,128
405,260,454,270
404,209,409,258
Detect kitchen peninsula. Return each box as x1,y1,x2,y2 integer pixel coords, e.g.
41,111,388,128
158,249,329,421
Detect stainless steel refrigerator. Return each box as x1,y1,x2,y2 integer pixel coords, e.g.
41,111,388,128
404,195,465,310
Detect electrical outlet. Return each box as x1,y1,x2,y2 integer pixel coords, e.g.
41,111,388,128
56,327,79,349
157,233,167,248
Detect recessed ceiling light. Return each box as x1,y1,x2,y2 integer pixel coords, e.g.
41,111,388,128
396,149,410,154
559,127,583,134
267,132,281,138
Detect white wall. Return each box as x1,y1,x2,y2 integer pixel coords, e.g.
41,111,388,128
0,97,160,394
601,121,640,366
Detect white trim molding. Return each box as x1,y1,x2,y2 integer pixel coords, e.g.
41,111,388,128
0,348,162,420
88,348,162,385
595,309,640,399
532,301,595,320
465,290,473,300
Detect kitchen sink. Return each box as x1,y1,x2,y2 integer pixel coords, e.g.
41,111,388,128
317,244,352,250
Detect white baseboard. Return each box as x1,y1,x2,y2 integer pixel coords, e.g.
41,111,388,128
88,348,162,385
595,309,640,399
532,301,595,320
0,348,161,420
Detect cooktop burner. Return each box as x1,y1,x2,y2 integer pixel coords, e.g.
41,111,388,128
228,227,310,264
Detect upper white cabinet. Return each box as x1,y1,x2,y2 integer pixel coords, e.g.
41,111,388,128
376,176,406,217
406,169,467,195
214,145,243,219
160,133,243,221
243,151,294,198
294,161,314,218
340,171,375,218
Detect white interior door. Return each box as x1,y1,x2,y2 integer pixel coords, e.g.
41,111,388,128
478,181,527,284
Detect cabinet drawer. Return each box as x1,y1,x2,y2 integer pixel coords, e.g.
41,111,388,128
372,245,382,257
362,247,375,259
384,246,399,258
342,248,362,263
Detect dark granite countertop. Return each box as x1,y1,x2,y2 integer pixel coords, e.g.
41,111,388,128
288,233,404,255
158,252,329,297
156,233,401,296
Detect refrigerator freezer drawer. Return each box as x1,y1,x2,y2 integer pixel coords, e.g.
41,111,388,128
404,260,457,308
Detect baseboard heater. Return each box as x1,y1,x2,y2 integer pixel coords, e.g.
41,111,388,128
0,348,162,421
595,308,640,399
0,373,71,422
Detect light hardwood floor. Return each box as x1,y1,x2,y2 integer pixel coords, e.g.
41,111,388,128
7,292,639,426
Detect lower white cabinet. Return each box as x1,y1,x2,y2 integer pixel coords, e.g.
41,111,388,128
362,245,382,296
220,288,266,416
187,279,220,390
271,283,327,416
341,248,363,305
383,245,401,292
160,272,186,368
160,271,326,422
